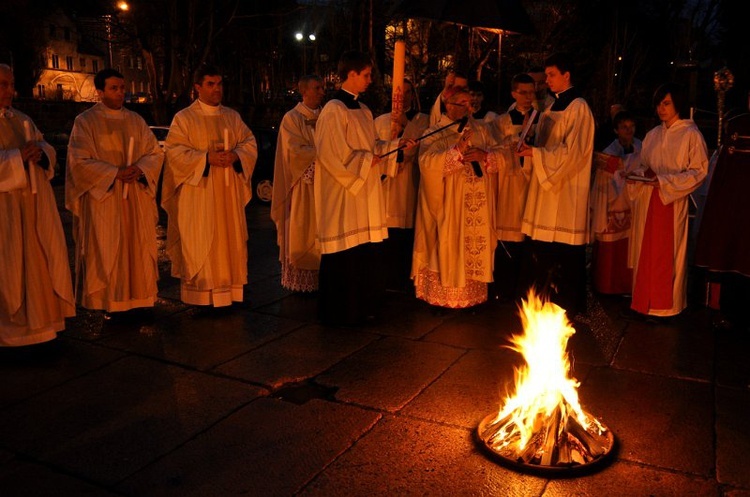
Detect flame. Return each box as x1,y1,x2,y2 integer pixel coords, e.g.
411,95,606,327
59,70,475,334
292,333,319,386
487,289,600,454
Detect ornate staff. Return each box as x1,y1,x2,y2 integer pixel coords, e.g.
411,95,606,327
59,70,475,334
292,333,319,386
713,67,734,147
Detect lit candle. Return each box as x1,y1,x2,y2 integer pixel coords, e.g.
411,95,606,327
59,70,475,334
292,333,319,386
23,121,37,194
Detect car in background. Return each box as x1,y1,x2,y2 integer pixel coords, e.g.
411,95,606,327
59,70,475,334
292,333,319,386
149,125,170,149
250,126,278,205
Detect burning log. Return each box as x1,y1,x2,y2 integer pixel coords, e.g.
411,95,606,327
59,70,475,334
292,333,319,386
475,290,616,475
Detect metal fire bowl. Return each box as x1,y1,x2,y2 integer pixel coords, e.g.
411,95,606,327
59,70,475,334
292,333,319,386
475,412,617,478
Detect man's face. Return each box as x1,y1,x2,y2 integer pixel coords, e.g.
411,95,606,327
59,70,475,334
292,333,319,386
469,90,484,113
656,94,679,126
0,68,14,109
301,79,325,109
97,76,125,110
446,92,471,121
545,66,570,94
195,75,223,106
615,119,636,143
512,82,535,111
348,67,373,94
529,70,548,100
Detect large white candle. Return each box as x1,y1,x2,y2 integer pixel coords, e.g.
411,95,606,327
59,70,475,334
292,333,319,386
23,121,37,194
390,40,406,140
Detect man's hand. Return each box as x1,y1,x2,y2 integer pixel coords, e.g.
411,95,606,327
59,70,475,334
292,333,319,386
208,151,232,168
21,142,43,165
462,147,487,163
456,128,472,154
516,142,533,158
398,138,418,152
116,165,143,183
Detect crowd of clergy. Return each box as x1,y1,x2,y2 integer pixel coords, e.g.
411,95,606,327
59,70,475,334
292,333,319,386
1,46,720,346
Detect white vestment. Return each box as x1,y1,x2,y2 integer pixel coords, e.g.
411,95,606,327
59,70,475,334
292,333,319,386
627,119,707,316
163,100,257,306
412,115,501,308
313,96,399,255
522,94,595,245
66,103,164,312
494,109,532,242
270,103,320,292
1,109,75,345
373,110,430,228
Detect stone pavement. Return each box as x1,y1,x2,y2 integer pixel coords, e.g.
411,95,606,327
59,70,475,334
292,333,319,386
1,187,749,496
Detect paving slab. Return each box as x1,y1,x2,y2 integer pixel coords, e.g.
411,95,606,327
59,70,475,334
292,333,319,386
253,290,320,322
316,336,465,412
714,328,750,389
423,303,523,351
579,367,714,476
542,459,718,497
365,291,456,339
0,356,265,486
216,324,378,388
0,459,122,497
98,307,302,370
0,338,124,409
300,415,547,496
244,274,292,309
716,386,750,489
118,397,381,497
614,317,714,381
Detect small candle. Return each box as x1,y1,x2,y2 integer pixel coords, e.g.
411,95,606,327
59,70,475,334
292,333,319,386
223,128,230,186
122,136,134,199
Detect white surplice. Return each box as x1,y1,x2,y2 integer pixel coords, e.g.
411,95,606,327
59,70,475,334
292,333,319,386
373,110,430,229
627,119,708,316
1,109,75,345
494,108,532,242
270,103,320,292
412,116,501,308
313,97,399,255
162,100,257,306
66,103,163,312
522,94,595,245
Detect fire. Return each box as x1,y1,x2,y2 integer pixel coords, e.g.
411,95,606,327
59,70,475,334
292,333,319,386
477,289,613,470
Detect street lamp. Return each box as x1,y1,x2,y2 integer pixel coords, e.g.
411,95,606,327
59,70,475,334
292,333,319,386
295,32,316,74
106,1,130,68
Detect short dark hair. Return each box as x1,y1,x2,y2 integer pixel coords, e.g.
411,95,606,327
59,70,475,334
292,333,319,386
612,110,635,129
94,69,124,90
653,82,688,117
337,51,372,82
544,53,575,78
193,65,222,86
511,73,535,91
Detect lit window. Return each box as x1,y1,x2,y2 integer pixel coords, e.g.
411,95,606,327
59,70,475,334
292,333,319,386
51,54,59,69
137,57,142,70
66,56,74,71
92,60,99,73
37,84,45,99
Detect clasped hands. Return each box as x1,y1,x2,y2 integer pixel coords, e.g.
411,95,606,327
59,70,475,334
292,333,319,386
208,150,239,168
456,128,488,163
116,165,144,183
20,142,43,168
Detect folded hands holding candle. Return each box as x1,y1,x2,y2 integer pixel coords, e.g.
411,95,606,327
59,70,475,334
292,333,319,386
116,165,144,183
20,141,43,168
207,150,239,168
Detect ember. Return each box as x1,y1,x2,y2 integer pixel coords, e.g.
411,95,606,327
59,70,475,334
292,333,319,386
476,290,615,475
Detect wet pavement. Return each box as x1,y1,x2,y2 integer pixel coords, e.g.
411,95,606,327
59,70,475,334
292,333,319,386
1,186,749,496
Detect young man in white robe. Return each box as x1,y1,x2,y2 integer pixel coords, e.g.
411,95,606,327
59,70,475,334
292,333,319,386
626,83,707,320
412,87,502,308
0,64,75,346
271,74,325,292
517,53,595,315
163,65,258,307
66,69,164,315
491,73,536,301
374,79,429,292
314,51,416,326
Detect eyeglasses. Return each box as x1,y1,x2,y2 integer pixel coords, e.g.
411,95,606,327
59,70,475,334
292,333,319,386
514,90,536,97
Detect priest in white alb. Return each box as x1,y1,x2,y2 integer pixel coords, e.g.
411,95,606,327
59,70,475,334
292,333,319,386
0,64,75,346
66,69,163,315
163,65,257,307
271,75,324,292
